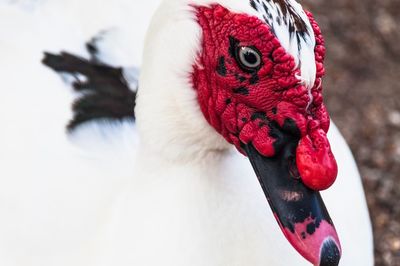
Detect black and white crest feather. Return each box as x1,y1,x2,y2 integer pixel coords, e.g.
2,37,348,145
249,0,317,89
250,0,310,38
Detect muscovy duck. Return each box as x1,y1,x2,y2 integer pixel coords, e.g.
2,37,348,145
0,0,373,265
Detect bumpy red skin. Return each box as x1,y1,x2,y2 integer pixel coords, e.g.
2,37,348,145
192,5,337,191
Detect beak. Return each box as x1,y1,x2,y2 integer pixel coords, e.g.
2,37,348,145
242,122,341,266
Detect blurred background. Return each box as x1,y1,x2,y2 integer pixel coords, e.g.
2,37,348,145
303,0,400,265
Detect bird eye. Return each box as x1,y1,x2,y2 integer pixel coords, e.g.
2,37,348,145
236,46,262,72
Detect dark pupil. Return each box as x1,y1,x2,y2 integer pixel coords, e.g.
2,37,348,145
244,51,258,65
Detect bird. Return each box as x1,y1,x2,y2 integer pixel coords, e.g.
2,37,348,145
0,0,374,265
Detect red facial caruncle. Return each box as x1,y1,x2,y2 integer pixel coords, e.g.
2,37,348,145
192,4,337,191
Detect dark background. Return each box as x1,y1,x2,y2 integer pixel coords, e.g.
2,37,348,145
303,0,400,265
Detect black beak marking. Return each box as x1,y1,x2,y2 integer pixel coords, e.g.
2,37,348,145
320,239,341,266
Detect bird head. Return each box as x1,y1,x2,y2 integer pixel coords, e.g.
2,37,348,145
137,0,341,265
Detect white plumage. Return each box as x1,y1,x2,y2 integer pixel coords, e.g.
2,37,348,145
0,0,373,265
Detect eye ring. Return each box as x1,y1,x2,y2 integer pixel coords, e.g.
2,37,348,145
236,46,262,72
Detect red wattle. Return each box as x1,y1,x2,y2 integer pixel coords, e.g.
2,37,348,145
296,129,338,191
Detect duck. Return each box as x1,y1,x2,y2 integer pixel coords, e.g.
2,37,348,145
0,0,374,265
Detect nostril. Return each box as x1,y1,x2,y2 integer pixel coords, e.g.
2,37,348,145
288,155,300,179
319,239,341,266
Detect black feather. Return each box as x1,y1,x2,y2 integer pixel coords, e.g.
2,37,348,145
42,43,137,132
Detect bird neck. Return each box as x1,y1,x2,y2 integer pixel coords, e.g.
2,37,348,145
134,87,231,164
133,0,232,164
